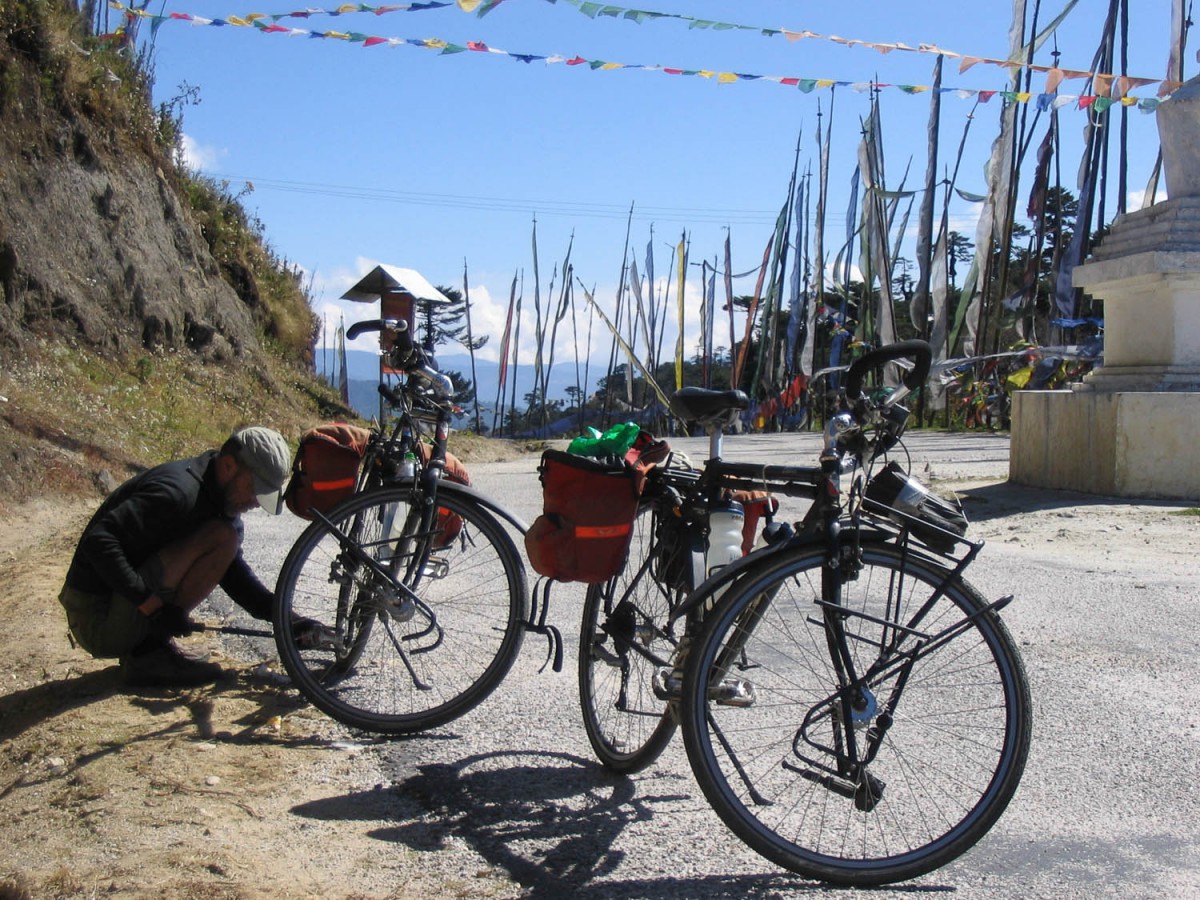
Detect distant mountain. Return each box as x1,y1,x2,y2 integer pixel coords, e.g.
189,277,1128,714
316,347,597,421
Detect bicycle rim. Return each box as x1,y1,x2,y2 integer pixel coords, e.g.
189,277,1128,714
578,506,678,773
275,486,528,734
680,543,1031,886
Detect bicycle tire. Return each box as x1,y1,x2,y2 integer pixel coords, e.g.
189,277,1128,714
680,541,1031,887
274,484,528,735
578,506,679,773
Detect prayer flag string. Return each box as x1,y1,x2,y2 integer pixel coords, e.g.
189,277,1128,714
103,0,1172,109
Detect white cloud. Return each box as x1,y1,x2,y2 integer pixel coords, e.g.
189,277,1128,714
1127,185,1168,211
179,134,224,172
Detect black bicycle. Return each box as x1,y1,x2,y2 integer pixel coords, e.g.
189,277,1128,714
579,340,1031,886
272,320,530,734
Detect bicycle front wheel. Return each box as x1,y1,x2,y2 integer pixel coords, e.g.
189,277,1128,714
578,506,679,773
680,542,1031,887
274,485,528,734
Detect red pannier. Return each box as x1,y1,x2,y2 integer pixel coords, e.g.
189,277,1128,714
284,423,372,519
524,450,642,584
524,432,669,585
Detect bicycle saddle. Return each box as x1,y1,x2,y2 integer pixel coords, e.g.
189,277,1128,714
670,387,751,428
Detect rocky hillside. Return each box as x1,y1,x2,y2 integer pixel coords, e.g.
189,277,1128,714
0,0,348,508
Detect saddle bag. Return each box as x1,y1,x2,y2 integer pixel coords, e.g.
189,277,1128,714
525,451,640,584
284,423,372,519
525,432,669,584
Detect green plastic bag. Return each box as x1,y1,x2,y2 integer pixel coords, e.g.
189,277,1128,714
567,422,640,458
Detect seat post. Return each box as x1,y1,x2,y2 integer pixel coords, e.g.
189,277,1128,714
709,425,724,462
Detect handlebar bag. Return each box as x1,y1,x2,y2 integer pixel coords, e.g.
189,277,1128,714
284,423,372,519
525,449,642,584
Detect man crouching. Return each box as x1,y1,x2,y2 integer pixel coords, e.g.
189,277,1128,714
58,426,292,688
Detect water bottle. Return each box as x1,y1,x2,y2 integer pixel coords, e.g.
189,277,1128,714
397,450,417,480
705,500,745,577
702,500,745,612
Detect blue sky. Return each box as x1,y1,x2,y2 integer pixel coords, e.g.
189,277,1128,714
134,0,1182,368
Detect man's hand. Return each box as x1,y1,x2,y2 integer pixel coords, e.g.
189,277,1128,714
146,602,197,640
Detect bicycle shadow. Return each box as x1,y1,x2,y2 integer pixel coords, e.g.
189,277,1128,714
291,748,956,898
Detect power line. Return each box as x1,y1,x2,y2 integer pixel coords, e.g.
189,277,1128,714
196,170,851,226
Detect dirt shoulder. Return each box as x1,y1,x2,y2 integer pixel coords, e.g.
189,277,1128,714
0,451,530,899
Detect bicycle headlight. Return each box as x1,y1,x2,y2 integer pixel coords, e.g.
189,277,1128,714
863,462,968,553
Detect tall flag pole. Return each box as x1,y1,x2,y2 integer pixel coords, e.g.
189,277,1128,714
935,99,979,366
508,273,523,436
530,216,546,421
786,175,807,375
543,232,575,432
619,204,636,410
645,229,658,370
462,259,482,434
580,280,595,432
654,239,673,399
733,229,774,391
753,198,792,399
954,0,1025,357
809,94,834,384
493,271,517,435
724,230,735,389
674,231,688,391
600,205,634,425
337,315,349,406
758,134,802,395
912,55,943,345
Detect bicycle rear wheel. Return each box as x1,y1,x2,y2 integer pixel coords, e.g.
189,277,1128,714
680,542,1031,886
578,506,679,773
274,485,528,734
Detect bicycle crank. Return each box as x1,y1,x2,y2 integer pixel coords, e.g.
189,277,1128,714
791,765,887,812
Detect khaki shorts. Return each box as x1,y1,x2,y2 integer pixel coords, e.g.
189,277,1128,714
58,585,151,659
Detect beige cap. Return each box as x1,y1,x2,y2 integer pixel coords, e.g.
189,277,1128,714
231,426,291,514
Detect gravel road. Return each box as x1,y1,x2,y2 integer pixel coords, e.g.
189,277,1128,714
228,431,1200,899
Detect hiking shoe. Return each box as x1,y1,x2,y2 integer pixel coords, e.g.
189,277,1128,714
120,642,224,688
291,616,338,651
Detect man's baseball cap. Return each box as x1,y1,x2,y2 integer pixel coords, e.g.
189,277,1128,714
230,426,291,514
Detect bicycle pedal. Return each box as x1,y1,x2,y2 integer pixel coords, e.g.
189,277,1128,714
710,677,757,707
652,666,682,701
421,557,450,579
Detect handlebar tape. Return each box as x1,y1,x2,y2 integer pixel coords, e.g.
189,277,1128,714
844,340,933,400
